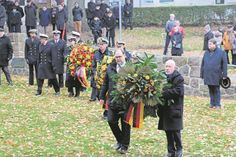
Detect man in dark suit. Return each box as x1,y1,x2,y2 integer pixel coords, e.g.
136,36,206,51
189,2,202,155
100,48,131,154
25,29,40,85
158,59,184,157
0,28,13,86
36,33,60,96
200,38,227,109
49,30,67,88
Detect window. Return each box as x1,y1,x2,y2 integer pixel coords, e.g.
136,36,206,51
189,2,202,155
160,0,174,2
215,0,224,4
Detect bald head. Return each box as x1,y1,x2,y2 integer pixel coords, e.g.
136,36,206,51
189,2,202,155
165,59,176,74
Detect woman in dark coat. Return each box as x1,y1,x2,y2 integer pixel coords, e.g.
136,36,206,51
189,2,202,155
201,38,227,109
158,59,184,157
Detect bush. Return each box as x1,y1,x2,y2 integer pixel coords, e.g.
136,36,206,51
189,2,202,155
132,5,236,27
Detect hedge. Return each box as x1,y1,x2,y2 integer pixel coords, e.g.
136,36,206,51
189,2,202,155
132,5,236,27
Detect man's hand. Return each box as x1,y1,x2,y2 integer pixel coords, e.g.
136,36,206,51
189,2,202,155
99,99,104,105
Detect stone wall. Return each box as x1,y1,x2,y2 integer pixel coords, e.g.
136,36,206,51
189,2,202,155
155,56,236,100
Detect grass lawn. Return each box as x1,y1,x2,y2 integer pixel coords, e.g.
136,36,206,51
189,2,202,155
0,76,236,156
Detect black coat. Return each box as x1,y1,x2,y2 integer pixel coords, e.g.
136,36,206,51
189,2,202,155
171,32,183,55
203,31,214,50
25,37,40,65
0,35,13,67
91,19,102,37
24,4,37,27
200,47,227,85
123,3,133,17
49,39,67,74
87,1,96,19
158,70,184,131
56,9,68,30
8,10,22,25
37,42,56,79
104,15,116,37
100,61,124,110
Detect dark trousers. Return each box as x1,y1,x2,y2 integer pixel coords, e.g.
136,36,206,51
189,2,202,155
10,24,21,33
26,26,36,37
165,130,182,154
37,79,60,94
106,31,115,47
108,108,131,148
90,87,98,100
59,29,67,41
164,34,171,55
67,76,81,96
208,85,221,107
231,52,236,65
28,64,38,85
225,50,233,64
52,24,56,31
124,16,133,30
48,74,64,88
0,66,12,85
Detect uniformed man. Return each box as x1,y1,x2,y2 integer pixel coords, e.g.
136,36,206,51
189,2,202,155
71,31,82,43
116,41,131,61
36,33,60,96
49,30,67,88
24,29,40,85
90,37,112,102
0,28,13,86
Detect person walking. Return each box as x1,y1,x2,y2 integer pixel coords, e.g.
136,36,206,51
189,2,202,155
158,59,184,157
200,38,228,109
24,29,40,85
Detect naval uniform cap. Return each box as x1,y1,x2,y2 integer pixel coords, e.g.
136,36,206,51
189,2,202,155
28,29,37,33
52,30,61,34
71,31,80,37
97,37,109,45
39,33,49,39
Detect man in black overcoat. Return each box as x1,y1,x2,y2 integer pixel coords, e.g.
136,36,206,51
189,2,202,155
158,59,184,157
25,29,40,85
0,28,13,86
36,34,60,96
104,10,116,47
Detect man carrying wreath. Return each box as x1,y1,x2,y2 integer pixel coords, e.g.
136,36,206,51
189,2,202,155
99,48,131,154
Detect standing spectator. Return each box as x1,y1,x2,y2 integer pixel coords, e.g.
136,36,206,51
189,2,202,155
14,1,24,18
116,41,132,61
50,4,57,31
100,0,109,16
231,27,236,65
93,3,103,20
0,28,13,86
39,6,51,34
4,0,14,31
200,38,228,109
56,4,68,40
91,16,102,44
214,31,223,48
158,59,184,157
24,29,40,85
163,14,176,55
8,6,22,32
104,10,116,47
0,2,6,29
99,49,131,155
24,0,37,37
170,21,184,56
123,0,133,30
72,2,83,33
87,0,96,28
203,24,214,51
223,25,233,64
36,33,60,96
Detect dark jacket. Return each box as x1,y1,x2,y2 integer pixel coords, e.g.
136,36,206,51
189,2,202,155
171,31,183,55
158,70,184,131
123,3,133,17
39,9,51,27
203,31,214,50
104,15,116,37
87,1,96,19
24,4,37,27
50,7,57,24
49,39,67,74
25,37,40,65
72,6,83,21
0,35,13,67
56,8,68,30
100,3,109,15
93,9,103,19
200,47,227,85
37,42,57,79
15,5,24,18
91,19,102,36
0,4,6,27
100,61,124,110
8,10,21,25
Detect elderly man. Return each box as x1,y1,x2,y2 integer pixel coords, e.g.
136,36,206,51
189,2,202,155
100,48,131,154
163,14,176,55
200,38,227,109
0,28,13,86
158,59,184,157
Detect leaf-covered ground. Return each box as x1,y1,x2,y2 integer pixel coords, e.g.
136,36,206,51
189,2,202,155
0,76,236,156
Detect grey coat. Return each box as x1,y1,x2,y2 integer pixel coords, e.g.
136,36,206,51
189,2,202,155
200,47,227,85
56,9,68,30
24,5,37,27
0,5,6,27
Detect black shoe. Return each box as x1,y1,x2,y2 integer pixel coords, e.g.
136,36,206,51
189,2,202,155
8,82,13,86
54,92,60,96
175,150,182,157
59,84,64,88
164,153,175,157
75,93,80,97
117,145,128,154
89,98,96,102
35,91,42,96
68,92,74,97
114,143,122,150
